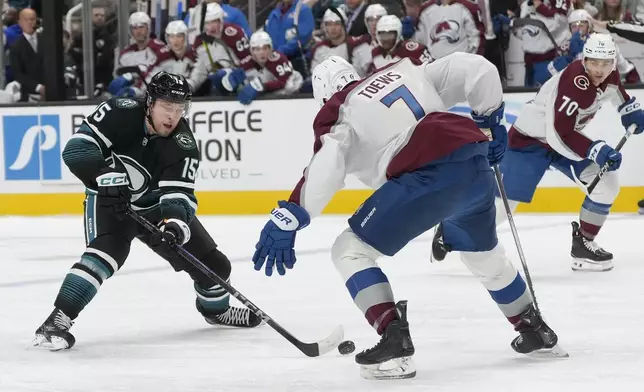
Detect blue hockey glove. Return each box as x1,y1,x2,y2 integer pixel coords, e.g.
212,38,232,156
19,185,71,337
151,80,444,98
587,140,622,171
237,78,263,105
471,103,507,165
227,68,246,90
107,74,134,95
618,97,644,134
115,86,139,97
401,16,415,40
569,31,585,57
208,69,228,91
253,200,311,277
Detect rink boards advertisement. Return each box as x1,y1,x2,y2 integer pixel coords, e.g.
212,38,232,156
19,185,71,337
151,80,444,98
1,92,644,215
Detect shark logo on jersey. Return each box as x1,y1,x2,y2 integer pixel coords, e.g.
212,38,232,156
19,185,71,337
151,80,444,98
2,115,61,180
174,132,196,150
115,98,139,108
108,154,151,201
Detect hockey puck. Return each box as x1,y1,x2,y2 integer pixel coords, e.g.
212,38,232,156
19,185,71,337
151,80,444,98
338,340,356,355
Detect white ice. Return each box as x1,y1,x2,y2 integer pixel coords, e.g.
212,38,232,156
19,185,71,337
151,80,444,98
1,214,644,392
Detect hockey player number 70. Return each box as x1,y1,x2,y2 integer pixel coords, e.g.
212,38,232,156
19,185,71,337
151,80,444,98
380,85,426,121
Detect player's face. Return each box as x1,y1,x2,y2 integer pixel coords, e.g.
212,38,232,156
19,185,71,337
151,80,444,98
205,20,222,37
168,34,186,53
324,21,345,41
251,45,271,64
150,100,187,136
378,31,397,52
585,58,615,85
569,21,590,36
131,25,149,43
366,16,382,38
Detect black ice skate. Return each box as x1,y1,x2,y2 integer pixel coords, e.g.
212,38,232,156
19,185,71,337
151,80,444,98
511,304,568,359
196,300,262,328
430,223,451,262
570,221,613,272
32,308,76,351
356,300,416,380
638,199,644,215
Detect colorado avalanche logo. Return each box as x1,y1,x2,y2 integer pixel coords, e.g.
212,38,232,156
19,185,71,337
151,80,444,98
269,52,280,62
573,75,590,90
521,26,540,38
405,41,419,50
225,26,237,36
430,20,460,44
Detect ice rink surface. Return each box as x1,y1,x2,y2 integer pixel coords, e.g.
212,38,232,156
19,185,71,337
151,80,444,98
1,214,644,391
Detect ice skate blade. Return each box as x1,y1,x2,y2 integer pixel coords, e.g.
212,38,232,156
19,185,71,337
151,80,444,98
571,258,613,272
359,357,416,380
525,343,569,359
31,334,71,351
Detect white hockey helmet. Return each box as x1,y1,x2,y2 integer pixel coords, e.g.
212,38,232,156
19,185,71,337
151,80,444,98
250,30,273,49
165,20,188,36
129,11,151,28
323,7,347,25
568,9,592,25
204,2,225,23
364,3,387,23
583,33,617,64
312,56,360,106
376,15,402,46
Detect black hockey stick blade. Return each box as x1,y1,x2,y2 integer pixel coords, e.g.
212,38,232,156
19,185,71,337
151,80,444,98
571,124,635,195
126,209,344,357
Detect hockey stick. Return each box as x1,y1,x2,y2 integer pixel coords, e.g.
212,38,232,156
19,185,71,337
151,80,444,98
571,124,636,195
511,18,562,55
293,0,310,78
126,209,345,357
492,164,541,315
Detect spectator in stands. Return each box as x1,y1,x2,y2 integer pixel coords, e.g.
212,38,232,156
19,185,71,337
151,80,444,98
3,7,20,83
264,0,315,78
9,7,43,101
340,0,368,36
185,0,251,45
484,0,513,85
597,0,635,22
70,5,115,94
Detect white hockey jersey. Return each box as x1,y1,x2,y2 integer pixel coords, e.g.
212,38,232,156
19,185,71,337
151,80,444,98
515,0,570,60
114,39,165,76
144,47,198,84
511,60,629,161
419,0,486,60
310,36,373,77
288,53,503,218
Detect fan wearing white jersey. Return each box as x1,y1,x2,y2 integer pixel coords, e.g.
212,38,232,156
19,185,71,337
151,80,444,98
433,34,644,272
351,4,387,76
310,8,370,76
369,15,431,74
214,31,303,104
251,55,564,380
108,12,165,96
188,2,251,94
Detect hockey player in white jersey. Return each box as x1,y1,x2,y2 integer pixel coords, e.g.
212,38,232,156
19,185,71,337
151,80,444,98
369,15,431,73
433,33,644,272
251,54,564,379
144,21,198,85
351,4,387,76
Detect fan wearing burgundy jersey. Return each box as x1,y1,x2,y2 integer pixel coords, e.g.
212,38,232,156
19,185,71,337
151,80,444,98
433,34,644,272
369,15,432,74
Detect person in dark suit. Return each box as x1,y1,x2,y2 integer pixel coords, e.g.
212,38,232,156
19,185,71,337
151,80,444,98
343,0,368,36
9,8,44,102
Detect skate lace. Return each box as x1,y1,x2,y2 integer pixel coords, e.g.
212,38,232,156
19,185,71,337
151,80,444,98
217,307,249,326
54,311,73,331
582,237,603,254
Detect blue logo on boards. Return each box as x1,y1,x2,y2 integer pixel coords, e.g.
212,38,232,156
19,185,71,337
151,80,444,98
2,115,62,180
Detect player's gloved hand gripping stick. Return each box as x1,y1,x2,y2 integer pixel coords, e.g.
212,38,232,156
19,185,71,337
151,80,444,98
126,208,343,357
